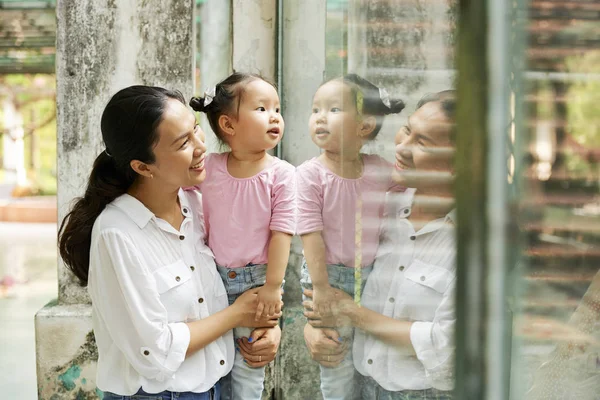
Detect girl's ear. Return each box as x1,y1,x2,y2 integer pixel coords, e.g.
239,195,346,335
130,160,153,178
358,116,377,138
218,115,235,137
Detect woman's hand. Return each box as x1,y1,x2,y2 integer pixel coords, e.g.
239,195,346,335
303,323,348,367
303,288,355,328
237,326,282,368
233,287,282,328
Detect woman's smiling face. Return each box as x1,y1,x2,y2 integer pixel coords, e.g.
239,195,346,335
147,99,208,189
393,101,455,193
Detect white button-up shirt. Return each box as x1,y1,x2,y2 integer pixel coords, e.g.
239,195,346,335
87,190,233,395
353,189,456,391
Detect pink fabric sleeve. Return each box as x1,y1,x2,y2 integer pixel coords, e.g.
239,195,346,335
296,164,324,235
269,163,297,235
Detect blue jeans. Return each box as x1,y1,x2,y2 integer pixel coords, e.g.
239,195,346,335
300,260,373,400
101,382,220,400
216,264,269,400
353,374,453,400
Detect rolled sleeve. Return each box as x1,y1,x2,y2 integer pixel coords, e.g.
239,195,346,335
163,322,191,371
409,278,456,390
90,230,191,381
296,164,324,235
270,163,297,234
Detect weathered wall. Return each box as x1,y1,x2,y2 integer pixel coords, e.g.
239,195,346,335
56,0,195,305
36,0,195,398
349,0,456,160
278,1,327,399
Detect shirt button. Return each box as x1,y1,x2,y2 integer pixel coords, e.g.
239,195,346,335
175,276,181,282
183,208,188,214
143,350,150,356
420,276,426,281
410,235,416,240
404,208,410,214
198,297,204,303
220,360,225,366
179,235,185,240
399,266,405,271
228,271,237,279
190,266,195,271
367,359,373,365
389,297,395,303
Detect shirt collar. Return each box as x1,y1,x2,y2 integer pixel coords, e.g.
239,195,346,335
111,189,191,229
415,208,456,236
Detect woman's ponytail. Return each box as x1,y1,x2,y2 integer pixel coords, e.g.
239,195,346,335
58,151,134,286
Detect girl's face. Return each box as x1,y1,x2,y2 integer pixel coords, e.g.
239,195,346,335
309,80,366,155
229,79,284,152
393,101,454,193
148,99,207,189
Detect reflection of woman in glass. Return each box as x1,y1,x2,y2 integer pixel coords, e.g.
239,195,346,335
304,91,456,399
297,74,405,400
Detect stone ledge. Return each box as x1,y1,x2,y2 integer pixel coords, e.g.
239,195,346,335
35,303,99,400
0,196,57,223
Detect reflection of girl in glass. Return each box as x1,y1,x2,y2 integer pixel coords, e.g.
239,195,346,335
297,74,405,399
304,91,457,400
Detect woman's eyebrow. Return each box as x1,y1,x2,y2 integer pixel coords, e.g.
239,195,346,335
171,131,190,146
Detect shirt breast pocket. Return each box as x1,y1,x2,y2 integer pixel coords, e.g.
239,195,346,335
400,259,452,320
153,260,194,322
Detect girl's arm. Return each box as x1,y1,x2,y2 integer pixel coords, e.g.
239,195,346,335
301,232,337,316
301,231,330,289
265,231,292,292
256,231,293,318
266,230,292,288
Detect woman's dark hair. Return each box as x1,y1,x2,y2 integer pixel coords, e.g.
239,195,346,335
189,72,276,145
331,73,406,140
58,85,186,286
416,90,456,119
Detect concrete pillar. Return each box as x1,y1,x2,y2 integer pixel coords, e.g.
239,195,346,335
278,1,327,399
232,0,277,82
36,0,195,397
199,0,232,153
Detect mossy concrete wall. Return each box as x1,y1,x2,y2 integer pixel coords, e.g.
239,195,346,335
36,0,195,398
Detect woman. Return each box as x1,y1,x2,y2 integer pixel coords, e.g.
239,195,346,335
58,86,282,399
304,91,457,399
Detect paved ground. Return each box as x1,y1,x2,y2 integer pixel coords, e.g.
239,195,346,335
0,222,57,400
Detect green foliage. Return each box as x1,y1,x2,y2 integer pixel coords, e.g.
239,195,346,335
0,73,56,195
566,51,600,147
562,51,600,176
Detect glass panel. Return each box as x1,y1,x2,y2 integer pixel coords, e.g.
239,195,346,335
511,1,600,399
293,0,458,398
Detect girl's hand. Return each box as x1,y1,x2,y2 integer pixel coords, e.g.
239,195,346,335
255,284,283,320
233,287,282,328
303,323,348,367
237,326,282,368
311,285,337,317
303,288,355,328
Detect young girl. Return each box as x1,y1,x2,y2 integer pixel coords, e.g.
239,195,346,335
189,73,295,400
297,74,405,400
